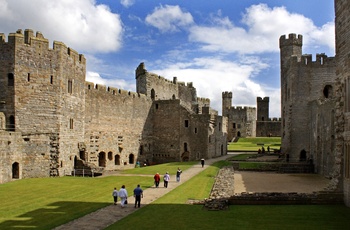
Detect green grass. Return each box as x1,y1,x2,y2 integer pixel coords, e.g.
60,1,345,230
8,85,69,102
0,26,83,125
0,176,154,229
108,161,350,230
1,160,350,230
227,153,258,161
121,161,197,175
228,137,281,151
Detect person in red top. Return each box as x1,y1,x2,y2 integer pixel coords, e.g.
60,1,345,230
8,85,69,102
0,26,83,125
154,173,160,188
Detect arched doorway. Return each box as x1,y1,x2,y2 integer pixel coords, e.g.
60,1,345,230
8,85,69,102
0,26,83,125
12,162,19,179
237,131,241,137
300,149,307,161
115,155,120,165
129,154,135,164
98,152,106,167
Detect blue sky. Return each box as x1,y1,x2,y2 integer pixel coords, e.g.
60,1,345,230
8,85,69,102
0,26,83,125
0,0,335,117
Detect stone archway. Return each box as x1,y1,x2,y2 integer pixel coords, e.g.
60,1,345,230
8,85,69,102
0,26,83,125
129,154,135,164
115,154,120,165
12,162,19,179
98,152,106,167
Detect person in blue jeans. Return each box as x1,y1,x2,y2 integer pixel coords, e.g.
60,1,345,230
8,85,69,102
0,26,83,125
133,184,143,208
176,168,182,182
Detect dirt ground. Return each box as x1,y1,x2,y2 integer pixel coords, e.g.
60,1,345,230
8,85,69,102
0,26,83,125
234,171,330,193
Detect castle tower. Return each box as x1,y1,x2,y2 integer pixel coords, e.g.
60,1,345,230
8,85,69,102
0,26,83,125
335,0,350,206
222,91,232,117
257,97,269,121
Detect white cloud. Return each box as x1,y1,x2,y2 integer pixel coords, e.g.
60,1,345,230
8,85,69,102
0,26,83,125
148,56,281,116
86,71,136,92
189,4,335,54
145,5,194,33
120,0,135,8
0,0,123,53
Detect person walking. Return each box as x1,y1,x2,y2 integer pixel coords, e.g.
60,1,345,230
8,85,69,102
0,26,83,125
176,168,182,182
112,187,119,205
154,173,160,188
133,184,143,208
201,158,205,167
118,185,128,208
163,172,170,188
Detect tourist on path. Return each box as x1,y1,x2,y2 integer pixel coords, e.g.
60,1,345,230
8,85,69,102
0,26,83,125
176,168,182,182
201,158,205,167
133,184,143,208
112,187,119,205
118,185,128,208
154,173,160,188
163,172,170,188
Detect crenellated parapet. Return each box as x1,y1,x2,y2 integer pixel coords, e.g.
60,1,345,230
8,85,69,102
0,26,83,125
288,53,335,67
279,33,303,48
85,81,147,99
257,97,269,102
0,29,85,64
222,91,232,98
197,97,210,104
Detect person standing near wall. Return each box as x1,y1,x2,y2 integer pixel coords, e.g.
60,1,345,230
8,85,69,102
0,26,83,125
201,159,205,167
133,184,143,208
163,172,170,188
176,168,182,182
112,187,119,205
119,185,128,208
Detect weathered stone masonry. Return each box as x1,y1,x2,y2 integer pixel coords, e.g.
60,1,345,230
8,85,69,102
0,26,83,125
0,29,227,183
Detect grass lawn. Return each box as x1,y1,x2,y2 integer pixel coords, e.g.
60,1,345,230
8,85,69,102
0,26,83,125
228,137,281,152
0,176,154,229
108,161,350,230
1,160,350,230
121,161,197,175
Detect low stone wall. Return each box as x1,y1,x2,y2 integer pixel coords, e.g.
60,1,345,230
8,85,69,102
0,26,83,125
229,191,343,205
202,166,343,209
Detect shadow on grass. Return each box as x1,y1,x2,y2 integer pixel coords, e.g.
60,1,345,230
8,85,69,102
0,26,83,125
0,201,109,230
109,203,350,230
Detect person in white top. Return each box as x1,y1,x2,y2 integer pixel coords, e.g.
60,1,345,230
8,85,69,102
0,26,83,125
118,185,128,207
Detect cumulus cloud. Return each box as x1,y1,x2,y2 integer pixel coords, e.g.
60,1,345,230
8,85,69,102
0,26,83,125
120,0,135,8
145,5,194,33
0,0,123,53
189,4,335,54
148,56,280,116
87,71,136,91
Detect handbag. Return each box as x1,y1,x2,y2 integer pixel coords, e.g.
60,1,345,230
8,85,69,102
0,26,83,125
125,199,128,204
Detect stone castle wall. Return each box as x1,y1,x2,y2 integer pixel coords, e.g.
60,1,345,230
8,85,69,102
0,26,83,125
335,0,350,206
0,30,227,183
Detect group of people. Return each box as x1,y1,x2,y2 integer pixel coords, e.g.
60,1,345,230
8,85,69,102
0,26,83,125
153,167,183,188
112,184,143,208
112,159,206,209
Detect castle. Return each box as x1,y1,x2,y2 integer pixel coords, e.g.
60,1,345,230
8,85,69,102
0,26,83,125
280,0,350,207
0,29,227,184
222,92,281,141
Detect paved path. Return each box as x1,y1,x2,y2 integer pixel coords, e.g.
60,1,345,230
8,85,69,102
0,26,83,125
53,154,233,230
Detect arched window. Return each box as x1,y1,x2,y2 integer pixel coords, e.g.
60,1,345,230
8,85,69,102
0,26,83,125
8,73,14,86
9,115,15,131
151,89,155,100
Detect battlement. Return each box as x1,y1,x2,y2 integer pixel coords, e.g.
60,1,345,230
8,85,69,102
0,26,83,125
0,29,85,64
197,97,210,104
222,91,232,98
289,53,335,66
279,33,303,48
231,106,256,111
257,97,269,102
86,82,147,99
268,117,282,121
